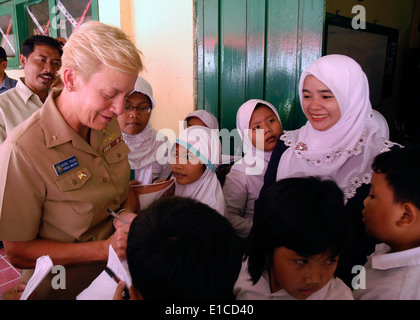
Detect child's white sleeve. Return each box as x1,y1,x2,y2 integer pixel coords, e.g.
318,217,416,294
223,171,252,238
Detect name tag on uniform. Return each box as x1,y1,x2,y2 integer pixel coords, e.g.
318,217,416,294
53,156,80,176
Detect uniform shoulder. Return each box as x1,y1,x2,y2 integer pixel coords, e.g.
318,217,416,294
4,110,43,148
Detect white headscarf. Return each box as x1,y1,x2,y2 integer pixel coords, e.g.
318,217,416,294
172,126,227,215
184,110,219,130
277,54,399,200
372,109,390,139
123,76,169,170
184,110,225,165
231,99,282,176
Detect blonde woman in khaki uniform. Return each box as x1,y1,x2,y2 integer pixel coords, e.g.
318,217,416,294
0,21,142,299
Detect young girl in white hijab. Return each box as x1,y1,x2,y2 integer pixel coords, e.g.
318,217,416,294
262,54,401,286
171,125,227,216
223,99,282,239
117,76,171,184
184,109,219,130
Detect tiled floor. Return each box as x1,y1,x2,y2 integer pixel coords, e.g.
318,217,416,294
0,247,22,296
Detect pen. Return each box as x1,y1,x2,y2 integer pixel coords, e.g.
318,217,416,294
165,171,173,181
105,267,130,300
107,209,130,225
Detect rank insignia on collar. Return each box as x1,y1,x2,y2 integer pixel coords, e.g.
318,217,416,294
102,125,111,136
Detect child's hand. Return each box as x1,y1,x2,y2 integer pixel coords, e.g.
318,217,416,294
163,184,175,197
2,282,27,300
113,281,127,300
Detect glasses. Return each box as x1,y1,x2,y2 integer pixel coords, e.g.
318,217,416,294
123,105,151,113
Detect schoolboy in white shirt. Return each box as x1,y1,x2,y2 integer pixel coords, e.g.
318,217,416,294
354,146,420,300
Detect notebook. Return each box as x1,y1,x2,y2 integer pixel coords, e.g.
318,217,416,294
130,177,175,211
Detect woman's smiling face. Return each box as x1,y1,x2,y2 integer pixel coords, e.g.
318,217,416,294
301,75,341,132
71,66,137,133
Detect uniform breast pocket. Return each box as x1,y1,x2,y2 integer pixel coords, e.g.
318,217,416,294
54,167,105,216
103,141,130,165
55,166,92,192
103,142,131,184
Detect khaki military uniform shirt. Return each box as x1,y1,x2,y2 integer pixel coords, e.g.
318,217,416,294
0,78,46,144
0,89,131,299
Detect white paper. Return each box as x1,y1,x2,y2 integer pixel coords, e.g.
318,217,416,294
76,245,132,300
20,255,53,300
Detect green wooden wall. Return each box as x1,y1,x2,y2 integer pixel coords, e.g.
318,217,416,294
196,0,326,133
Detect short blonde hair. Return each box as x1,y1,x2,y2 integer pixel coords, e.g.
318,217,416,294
60,21,142,80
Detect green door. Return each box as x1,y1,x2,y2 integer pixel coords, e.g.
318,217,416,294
196,0,325,136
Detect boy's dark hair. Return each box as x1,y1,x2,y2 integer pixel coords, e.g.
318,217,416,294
246,176,347,284
21,35,63,58
372,146,420,209
126,196,242,300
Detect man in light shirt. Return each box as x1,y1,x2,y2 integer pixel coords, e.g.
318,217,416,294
0,35,62,144
0,46,17,94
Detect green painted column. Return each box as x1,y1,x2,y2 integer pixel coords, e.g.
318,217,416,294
196,0,325,135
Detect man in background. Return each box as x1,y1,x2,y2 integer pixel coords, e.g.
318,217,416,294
0,46,17,94
0,35,62,144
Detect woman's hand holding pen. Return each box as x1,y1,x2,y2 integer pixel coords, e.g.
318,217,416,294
106,211,135,261
104,180,141,260
105,223,131,260
112,210,137,230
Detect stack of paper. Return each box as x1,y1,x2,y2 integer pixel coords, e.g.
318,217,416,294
76,245,132,300
20,255,53,300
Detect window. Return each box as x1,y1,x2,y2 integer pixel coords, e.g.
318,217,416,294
0,0,98,68
0,8,16,61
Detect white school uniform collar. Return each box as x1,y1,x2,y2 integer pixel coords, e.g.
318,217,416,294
371,243,420,270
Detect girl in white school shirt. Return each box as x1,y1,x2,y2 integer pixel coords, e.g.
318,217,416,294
223,100,282,239
170,125,227,216
117,76,171,185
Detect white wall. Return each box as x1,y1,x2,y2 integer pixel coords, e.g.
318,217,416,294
131,0,195,137
98,0,122,28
